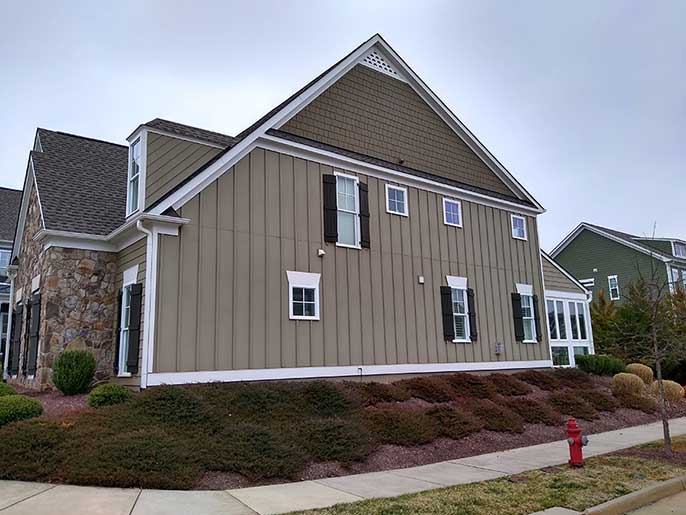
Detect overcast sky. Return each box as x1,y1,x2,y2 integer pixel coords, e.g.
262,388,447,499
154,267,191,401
1,0,684,249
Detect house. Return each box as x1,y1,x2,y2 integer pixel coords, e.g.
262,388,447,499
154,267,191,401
4,34,591,389
551,222,686,304
0,188,22,372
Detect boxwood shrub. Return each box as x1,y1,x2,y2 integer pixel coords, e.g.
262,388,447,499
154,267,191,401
0,383,17,397
52,350,96,395
0,395,43,427
88,384,134,408
575,354,625,376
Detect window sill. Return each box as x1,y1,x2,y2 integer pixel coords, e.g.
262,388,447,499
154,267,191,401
289,316,320,321
452,339,472,344
336,243,362,250
444,222,463,228
522,340,538,344
386,210,409,217
512,235,528,241
117,372,132,378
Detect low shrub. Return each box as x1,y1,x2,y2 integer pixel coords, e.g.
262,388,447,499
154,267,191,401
88,384,134,408
487,374,531,396
547,391,598,420
505,397,562,426
425,405,483,439
0,383,17,397
649,380,685,403
443,373,497,399
396,376,455,403
611,373,646,396
131,386,212,429
347,381,411,406
364,406,438,446
299,381,351,417
302,417,371,463
230,382,299,419
513,370,560,391
575,354,625,376
211,423,307,480
616,392,658,413
626,363,654,385
0,395,43,427
578,389,620,412
0,420,65,481
52,351,96,395
465,399,525,433
552,368,592,389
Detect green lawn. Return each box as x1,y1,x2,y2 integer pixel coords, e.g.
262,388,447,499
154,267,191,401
292,455,686,515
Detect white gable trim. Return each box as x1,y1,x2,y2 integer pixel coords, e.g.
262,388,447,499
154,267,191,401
149,35,544,217
13,158,46,260
550,223,672,263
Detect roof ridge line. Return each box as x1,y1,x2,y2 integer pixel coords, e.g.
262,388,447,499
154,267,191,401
38,128,127,149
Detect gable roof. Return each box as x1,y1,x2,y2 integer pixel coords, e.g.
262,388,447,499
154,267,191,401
550,222,677,263
31,129,128,235
143,118,235,148
0,187,22,242
540,250,588,294
148,34,545,215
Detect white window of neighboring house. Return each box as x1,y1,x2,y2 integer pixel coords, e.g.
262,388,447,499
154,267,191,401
546,299,567,340
127,138,142,215
287,271,321,321
672,268,680,286
385,184,408,216
674,242,686,258
682,272,686,290
511,214,527,240
335,174,360,247
569,301,588,341
0,249,10,270
118,265,138,375
608,275,620,300
521,294,537,342
443,198,462,227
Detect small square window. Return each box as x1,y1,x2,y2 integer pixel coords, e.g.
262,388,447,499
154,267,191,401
511,215,527,240
287,271,320,320
552,346,570,366
385,184,408,216
443,199,462,227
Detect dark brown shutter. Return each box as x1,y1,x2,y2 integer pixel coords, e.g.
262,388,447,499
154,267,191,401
532,294,541,343
126,283,143,374
27,293,40,376
114,289,122,374
467,288,477,342
359,182,370,248
322,174,337,243
440,286,454,341
511,293,524,342
9,305,22,375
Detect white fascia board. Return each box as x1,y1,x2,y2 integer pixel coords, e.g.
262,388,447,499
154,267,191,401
13,159,45,260
146,360,553,386
540,250,588,294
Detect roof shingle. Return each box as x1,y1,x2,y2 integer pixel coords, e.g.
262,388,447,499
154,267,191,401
0,187,22,242
145,118,235,148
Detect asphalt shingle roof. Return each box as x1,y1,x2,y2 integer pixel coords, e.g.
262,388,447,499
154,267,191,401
145,118,235,148
0,187,22,241
32,129,128,236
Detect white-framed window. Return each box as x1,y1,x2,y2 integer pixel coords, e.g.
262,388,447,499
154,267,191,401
511,214,527,240
546,299,567,340
673,242,686,259
442,198,462,227
385,184,408,216
0,249,10,270
551,346,570,367
569,301,588,341
671,268,680,286
521,294,537,342
446,275,470,342
335,173,360,248
118,265,138,376
607,275,620,300
127,138,142,216
286,271,321,321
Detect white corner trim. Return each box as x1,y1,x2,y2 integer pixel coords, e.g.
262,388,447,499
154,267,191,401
446,275,467,290
385,184,409,217
146,359,554,386
516,283,533,296
122,264,139,287
31,275,40,293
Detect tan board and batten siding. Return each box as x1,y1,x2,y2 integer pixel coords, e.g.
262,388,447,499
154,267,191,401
542,254,584,293
153,148,548,375
111,237,146,386
144,132,223,209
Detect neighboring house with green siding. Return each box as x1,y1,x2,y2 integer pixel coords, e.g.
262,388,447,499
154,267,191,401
551,223,686,304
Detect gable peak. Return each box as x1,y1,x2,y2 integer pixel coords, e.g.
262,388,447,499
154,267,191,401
358,45,406,82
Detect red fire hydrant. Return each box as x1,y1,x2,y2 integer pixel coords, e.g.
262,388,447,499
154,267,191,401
567,417,589,467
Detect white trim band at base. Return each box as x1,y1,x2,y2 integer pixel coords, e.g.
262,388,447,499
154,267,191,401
146,360,553,386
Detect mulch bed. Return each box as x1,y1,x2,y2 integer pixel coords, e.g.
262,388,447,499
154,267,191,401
14,386,90,419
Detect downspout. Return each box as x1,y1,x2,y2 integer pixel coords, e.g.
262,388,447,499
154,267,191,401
136,220,154,389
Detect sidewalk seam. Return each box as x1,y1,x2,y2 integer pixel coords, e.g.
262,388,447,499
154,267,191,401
126,489,142,515
0,484,57,512
309,480,366,500
220,491,261,515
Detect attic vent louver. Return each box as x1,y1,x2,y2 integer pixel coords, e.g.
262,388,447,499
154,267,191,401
361,48,405,81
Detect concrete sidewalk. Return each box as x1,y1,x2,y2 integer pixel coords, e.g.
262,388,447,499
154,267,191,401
1,417,685,515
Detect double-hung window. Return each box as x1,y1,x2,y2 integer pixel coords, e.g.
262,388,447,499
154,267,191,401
127,139,142,215
671,268,680,287
451,288,470,341
336,174,360,247
569,301,588,341
674,242,686,258
287,271,321,321
443,198,462,227
511,214,527,240
385,185,408,216
546,299,566,340
607,275,620,300
118,265,138,375
521,294,537,342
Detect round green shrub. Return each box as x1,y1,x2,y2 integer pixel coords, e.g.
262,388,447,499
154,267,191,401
575,354,625,376
52,351,96,395
0,395,43,427
649,380,685,403
88,384,134,408
626,363,654,385
611,372,646,397
0,383,17,397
